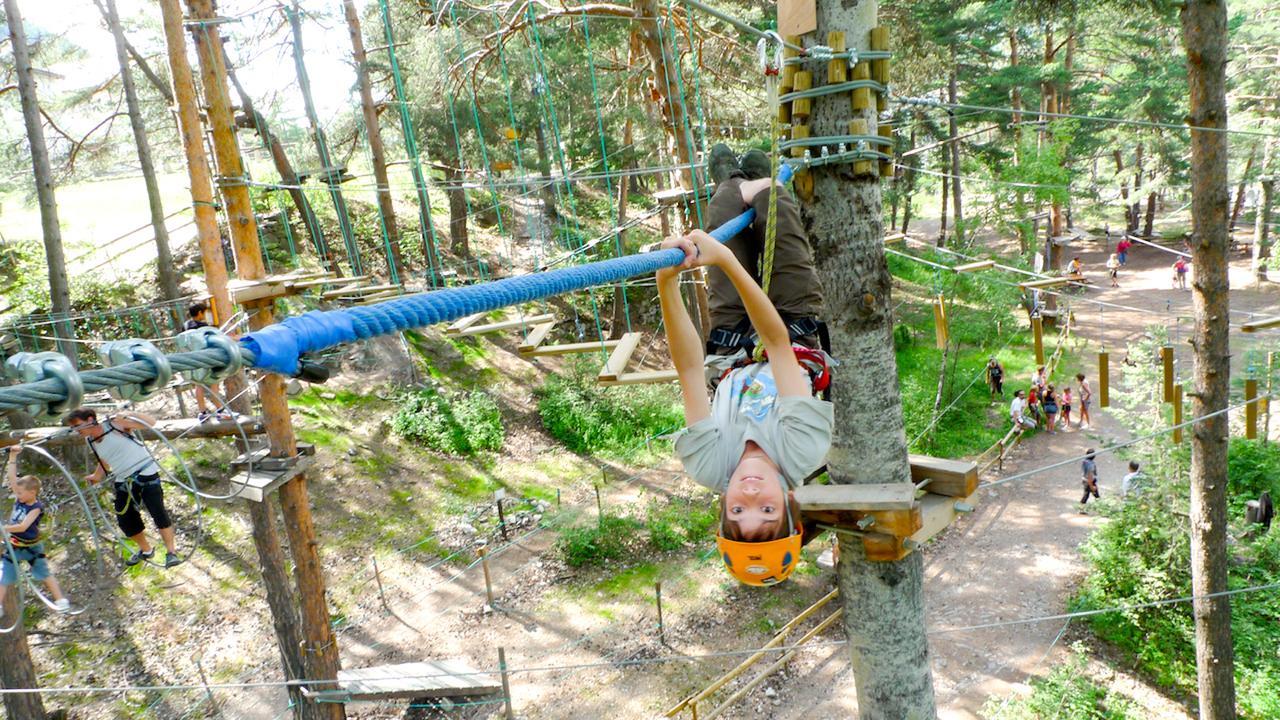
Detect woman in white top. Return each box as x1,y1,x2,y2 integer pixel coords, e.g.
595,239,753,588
65,408,181,567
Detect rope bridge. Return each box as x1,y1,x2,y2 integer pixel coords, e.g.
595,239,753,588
0,165,792,414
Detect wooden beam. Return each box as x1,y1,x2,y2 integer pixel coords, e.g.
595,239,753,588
597,332,643,381
1,416,265,449
455,313,556,337
446,311,488,334
229,278,290,304
1241,316,1280,333
524,339,621,357
310,660,502,702
794,482,916,511
598,369,679,386
287,274,370,291
1018,277,1073,290
353,289,403,305
516,320,557,353
883,232,906,244
908,492,973,547
1161,345,1175,402
953,260,994,273
907,454,978,498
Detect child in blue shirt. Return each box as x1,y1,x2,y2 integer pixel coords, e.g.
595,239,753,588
1,446,71,619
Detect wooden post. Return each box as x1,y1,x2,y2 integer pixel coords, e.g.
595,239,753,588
997,440,1004,472
1246,378,1258,439
1174,384,1184,444
479,546,495,609
932,295,948,349
160,2,312,717
655,581,666,645
183,2,344,717
595,484,604,527
1161,345,1175,402
496,496,508,541
1098,351,1110,407
498,647,515,720
0,590,47,719
1031,315,1045,365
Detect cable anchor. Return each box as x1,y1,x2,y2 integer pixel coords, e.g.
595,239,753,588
3,352,83,419
98,340,174,402
756,31,784,76
176,327,243,385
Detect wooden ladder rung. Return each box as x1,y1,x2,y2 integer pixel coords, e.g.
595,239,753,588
525,339,621,357
597,332,643,381
455,313,556,337
517,320,557,353
598,368,679,386
446,311,489,334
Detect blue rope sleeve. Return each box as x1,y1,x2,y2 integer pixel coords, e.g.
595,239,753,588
241,164,794,375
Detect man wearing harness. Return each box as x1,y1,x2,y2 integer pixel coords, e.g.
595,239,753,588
64,408,182,568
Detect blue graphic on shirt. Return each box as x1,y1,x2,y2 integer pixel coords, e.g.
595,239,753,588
8,500,44,544
731,368,780,423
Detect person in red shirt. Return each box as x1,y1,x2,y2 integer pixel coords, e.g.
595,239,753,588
1116,238,1132,266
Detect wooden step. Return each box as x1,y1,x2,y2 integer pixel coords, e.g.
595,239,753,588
516,320,557,353
953,260,994,273
597,332,643,381
229,454,315,502
526,339,622,357
907,454,978,498
446,311,488,335
455,313,555,337
598,369,679,386
302,659,501,702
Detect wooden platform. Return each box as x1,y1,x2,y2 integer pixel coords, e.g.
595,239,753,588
1,416,265,449
303,660,502,702
228,454,315,502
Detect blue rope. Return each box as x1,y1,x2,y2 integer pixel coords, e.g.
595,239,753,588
241,165,791,375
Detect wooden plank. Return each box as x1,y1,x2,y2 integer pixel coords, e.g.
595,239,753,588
862,532,910,562
333,660,502,701
330,283,402,296
1241,316,1280,333
320,284,370,299
228,278,289,304
794,483,916,511
353,290,403,306
446,311,489,334
805,507,921,538
907,454,978,498
525,339,621,357
908,491,972,546
456,313,556,337
229,454,315,502
599,369,680,386
287,274,371,290
1018,277,1073,290
953,260,995,273
883,232,907,244
597,332,643,381
1,416,265,449
517,320,557,353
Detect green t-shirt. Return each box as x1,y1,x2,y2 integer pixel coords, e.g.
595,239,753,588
673,362,833,492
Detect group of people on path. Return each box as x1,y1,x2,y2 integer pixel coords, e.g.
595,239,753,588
1099,237,1190,290
990,361,1094,436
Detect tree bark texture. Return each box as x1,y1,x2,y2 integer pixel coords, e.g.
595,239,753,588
938,134,949,246
1230,145,1256,231
225,53,335,275
1144,192,1157,238
806,1,937,717
947,45,962,243
99,0,181,305
634,0,698,191
1132,142,1145,233
1180,2,1238,718
4,0,76,365
344,0,404,281
0,591,48,718
1254,178,1273,284
444,165,470,257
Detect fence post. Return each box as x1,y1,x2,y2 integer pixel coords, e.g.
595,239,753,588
479,546,495,610
498,647,515,720
655,581,666,646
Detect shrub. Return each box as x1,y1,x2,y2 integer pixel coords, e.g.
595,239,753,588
645,499,717,551
983,646,1136,720
557,515,643,567
391,387,503,455
536,357,683,460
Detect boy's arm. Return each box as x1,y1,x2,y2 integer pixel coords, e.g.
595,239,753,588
656,240,711,426
5,507,40,533
5,447,18,491
685,231,808,398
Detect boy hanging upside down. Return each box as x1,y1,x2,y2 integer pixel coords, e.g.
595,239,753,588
658,145,833,586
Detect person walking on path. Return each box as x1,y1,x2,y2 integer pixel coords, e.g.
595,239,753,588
1080,449,1101,511
1105,253,1121,287
1173,257,1190,289
1060,386,1073,429
1042,384,1060,434
986,358,1005,399
1116,237,1131,265
1076,373,1093,429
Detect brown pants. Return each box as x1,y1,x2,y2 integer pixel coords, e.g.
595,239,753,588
702,178,823,332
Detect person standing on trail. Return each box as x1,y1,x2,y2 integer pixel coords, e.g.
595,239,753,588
986,357,1005,399
1042,384,1060,434
1116,237,1132,266
1080,449,1101,510
1061,386,1074,429
1173,257,1190,289
1076,373,1093,429
1106,253,1121,288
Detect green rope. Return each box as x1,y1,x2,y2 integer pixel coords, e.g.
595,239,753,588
682,7,711,178
761,68,781,296
378,0,444,287
581,15,633,333
659,7,705,227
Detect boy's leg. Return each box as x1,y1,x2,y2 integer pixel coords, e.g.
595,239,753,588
140,482,178,554
703,177,758,336
744,184,823,328
115,484,153,554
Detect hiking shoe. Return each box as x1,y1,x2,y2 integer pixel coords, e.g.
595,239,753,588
53,598,71,613
125,548,155,567
164,553,184,569
741,149,772,180
708,143,741,186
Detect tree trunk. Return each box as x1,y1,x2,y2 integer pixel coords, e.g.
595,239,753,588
532,115,558,218
634,0,698,191
0,588,47,719
1132,142,1145,233
376,0,441,281
4,0,75,365
224,55,336,275
1254,178,1273,284
98,0,181,306
901,120,917,234
1180,2,1238,718
938,132,949,246
444,165,470,257
610,109,635,339
1230,145,1256,231
286,2,361,277
1115,150,1133,231
807,2,937,716
948,45,962,243
1143,191,1157,238
344,0,403,282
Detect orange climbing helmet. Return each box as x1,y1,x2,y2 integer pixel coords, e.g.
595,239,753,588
716,494,804,586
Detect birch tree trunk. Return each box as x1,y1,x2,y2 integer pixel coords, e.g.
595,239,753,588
344,0,404,280
806,1,936,716
98,0,180,305
1180,2,1238,718
5,0,76,365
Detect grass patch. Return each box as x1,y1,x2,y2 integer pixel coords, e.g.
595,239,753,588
983,646,1137,719
557,514,644,567
391,387,503,455
536,357,682,461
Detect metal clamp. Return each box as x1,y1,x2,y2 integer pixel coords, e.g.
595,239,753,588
756,31,785,76
3,352,84,418
98,340,174,402
176,327,242,384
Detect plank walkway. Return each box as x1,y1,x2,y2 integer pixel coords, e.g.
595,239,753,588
316,660,502,702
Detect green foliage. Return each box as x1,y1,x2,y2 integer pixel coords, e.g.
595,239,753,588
645,499,717,551
536,357,683,460
391,386,503,455
983,646,1137,720
557,514,643,567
